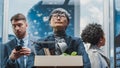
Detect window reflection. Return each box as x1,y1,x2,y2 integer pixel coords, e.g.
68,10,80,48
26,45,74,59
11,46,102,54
0,0,3,67
115,0,120,68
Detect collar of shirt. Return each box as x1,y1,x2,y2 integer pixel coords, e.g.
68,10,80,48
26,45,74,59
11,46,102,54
88,45,104,54
16,35,29,47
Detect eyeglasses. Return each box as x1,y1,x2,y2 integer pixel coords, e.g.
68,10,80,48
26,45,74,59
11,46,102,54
52,14,66,19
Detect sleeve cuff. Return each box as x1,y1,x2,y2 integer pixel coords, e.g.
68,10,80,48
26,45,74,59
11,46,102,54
8,57,16,64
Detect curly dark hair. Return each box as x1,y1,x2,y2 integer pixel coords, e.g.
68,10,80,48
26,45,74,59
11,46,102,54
81,23,104,45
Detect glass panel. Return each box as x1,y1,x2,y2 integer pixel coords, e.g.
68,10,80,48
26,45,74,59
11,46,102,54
8,0,75,39
115,0,120,67
0,0,3,67
8,0,40,40
27,1,74,38
80,0,104,51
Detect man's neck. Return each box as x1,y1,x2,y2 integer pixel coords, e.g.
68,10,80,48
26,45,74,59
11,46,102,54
18,33,28,39
53,30,66,37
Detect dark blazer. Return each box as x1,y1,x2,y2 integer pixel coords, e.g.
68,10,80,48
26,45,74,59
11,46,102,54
3,36,38,68
35,34,91,68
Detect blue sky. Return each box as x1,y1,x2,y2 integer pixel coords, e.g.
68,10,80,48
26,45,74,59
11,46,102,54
115,0,120,11
80,0,104,33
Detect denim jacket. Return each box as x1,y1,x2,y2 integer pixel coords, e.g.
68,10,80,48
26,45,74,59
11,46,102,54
35,34,91,68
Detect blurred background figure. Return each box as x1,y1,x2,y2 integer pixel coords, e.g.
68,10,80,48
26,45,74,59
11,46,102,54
81,23,110,68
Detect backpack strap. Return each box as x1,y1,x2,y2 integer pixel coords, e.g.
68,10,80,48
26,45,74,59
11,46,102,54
99,53,110,67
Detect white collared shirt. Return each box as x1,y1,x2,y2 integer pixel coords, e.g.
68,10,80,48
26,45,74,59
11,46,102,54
16,35,29,68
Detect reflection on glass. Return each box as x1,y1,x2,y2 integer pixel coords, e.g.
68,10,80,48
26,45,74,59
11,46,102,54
0,0,3,67
27,1,74,38
115,0,120,67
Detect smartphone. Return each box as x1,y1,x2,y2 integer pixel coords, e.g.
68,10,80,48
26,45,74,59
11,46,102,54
15,46,22,51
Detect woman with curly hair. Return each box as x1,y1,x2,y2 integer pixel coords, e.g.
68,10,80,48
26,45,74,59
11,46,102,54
81,23,110,68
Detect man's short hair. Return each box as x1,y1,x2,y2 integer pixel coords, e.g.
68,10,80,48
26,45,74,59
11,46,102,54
10,13,26,22
49,8,70,22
